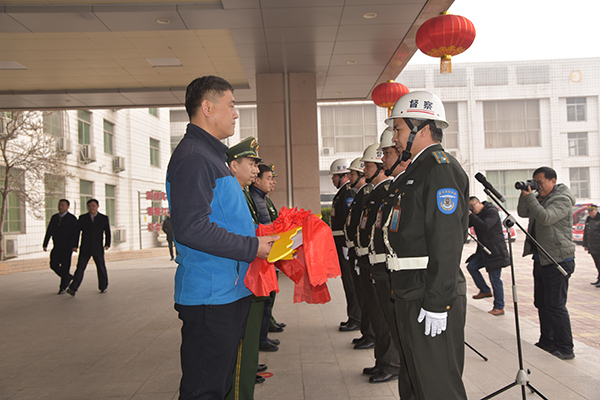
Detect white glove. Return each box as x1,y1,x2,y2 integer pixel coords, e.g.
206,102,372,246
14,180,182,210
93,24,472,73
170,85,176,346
417,308,447,337
354,259,360,275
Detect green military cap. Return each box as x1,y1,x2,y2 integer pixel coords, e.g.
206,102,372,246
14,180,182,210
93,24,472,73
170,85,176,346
226,137,262,164
268,163,278,177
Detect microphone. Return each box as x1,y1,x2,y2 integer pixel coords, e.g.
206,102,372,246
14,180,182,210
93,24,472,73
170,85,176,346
475,172,506,203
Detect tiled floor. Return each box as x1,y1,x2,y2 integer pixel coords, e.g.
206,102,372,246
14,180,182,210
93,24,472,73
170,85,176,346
1,238,599,400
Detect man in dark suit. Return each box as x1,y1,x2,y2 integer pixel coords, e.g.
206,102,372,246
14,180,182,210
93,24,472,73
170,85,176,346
67,198,111,296
43,199,78,294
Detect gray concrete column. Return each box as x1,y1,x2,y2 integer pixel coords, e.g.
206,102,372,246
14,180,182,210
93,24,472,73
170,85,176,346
256,73,320,214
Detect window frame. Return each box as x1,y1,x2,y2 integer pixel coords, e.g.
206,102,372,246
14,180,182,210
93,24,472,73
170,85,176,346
150,138,160,167
77,110,92,145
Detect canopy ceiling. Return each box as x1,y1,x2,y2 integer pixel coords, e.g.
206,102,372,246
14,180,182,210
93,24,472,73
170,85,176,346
0,0,453,110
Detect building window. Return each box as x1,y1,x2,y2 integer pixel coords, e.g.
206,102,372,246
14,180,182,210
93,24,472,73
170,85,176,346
486,169,536,210
150,138,160,167
80,179,94,213
483,100,540,148
78,110,91,145
43,111,63,137
149,108,159,117
0,166,25,233
567,97,586,122
238,108,257,140
570,167,589,198
442,102,459,149
568,132,588,156
105,184,116,226
45,175,65,225
321,104,378,153
103,120,114,155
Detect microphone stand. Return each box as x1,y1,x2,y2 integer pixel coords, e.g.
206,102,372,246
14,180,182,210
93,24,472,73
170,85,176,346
479,187,563,400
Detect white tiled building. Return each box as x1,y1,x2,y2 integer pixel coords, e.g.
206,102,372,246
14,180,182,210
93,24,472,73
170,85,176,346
320,57,600,211
5,108,171,260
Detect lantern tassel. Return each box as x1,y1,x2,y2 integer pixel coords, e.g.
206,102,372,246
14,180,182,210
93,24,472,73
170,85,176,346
440,55,452,74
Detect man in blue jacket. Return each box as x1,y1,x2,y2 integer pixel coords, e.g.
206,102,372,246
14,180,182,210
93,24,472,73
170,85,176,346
166,76,277,400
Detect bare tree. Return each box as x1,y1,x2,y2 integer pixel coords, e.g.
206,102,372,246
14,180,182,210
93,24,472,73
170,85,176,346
0,111,72,260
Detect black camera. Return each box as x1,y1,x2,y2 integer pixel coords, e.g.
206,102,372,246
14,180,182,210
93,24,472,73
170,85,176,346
515,179,539,191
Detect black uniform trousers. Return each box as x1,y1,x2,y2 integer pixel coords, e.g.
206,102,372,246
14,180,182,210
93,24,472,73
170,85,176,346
533,259,575,353
351,254,373,342
176,296,251,400
50,248,74,291
357,257,398,373
334,236,361,326
394,295,467,400
69,251,108,292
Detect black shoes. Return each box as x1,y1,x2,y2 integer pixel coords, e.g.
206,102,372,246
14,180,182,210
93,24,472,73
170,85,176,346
257,364,268,373
369,371,398,383
259,341,279,352
100,289,107,293
354,340,375,350
340,320,349,327
551,350,575,360
591,280,599,285
534,341,554,353
58,289,66,295
352,336,364,344
66,288,76,296
268,338,280,346
274,322,286,328
269,325,284,333
362,366,380,375
339,323,360,332
255,375,265,384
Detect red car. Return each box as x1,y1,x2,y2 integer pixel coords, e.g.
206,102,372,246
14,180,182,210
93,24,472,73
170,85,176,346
573,203,593,244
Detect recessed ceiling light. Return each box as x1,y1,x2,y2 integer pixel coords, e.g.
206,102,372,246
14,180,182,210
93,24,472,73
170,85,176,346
363,12,377,19
336,92,344,95
156,18,171,25
346,60,357,65
0,61,27,70
146,58,182,67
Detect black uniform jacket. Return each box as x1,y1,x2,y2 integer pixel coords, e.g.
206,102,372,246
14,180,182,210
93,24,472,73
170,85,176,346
583,214,600,254
43,212,78,250
344,183,371,251
467,201,510,271
386,144,469,313
330,182,354,232
76,212,111,254
358,179,392,279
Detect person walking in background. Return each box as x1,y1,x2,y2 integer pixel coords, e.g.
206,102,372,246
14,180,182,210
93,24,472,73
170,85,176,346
467,196,510,316
583,204,600,287
67,199,111,296
162,213,175,261
517,166,576,360
43,199,78,294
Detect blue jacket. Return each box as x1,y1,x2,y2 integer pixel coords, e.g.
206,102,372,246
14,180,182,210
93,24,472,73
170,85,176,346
166,123,258,305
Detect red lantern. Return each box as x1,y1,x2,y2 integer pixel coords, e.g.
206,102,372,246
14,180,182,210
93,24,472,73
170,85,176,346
416,12,476,74
371,81,409,116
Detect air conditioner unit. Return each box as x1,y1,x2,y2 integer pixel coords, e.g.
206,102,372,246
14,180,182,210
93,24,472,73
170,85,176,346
4,237,17,258
322,147,334,156
79,144,96,164
114,228,126,243
56,137,72,154
113,156,126,173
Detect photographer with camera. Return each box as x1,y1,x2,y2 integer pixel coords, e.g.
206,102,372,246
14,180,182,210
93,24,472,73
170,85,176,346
467,197,510,316
517,166,576,360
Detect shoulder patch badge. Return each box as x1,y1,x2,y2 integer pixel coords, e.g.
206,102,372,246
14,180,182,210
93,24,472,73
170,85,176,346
432,151,450,164
346,197,354,208
437,188,458,214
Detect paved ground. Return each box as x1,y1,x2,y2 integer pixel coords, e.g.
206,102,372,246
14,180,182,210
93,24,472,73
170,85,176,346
1,237,600,400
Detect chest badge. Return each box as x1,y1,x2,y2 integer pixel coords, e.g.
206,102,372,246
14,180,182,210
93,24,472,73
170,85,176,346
437,188,459,215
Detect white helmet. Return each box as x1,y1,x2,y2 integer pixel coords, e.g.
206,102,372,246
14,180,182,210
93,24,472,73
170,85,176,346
378,126,395,150
348,158,365,173
330,158,350,175
361,143,383,164
384,90,448,130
